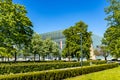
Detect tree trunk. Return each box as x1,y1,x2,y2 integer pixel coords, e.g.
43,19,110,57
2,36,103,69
1,56,4,62
42,56,45,61
59,50,62,60
5,58,6,62
104,56,107,61
25,57,26,61
14,52,17,62
8,57,9,61
39,54,40,61
34,54,36,61
54,56,57,60
68,56,71,61
77,58,80,61
59,56,61,60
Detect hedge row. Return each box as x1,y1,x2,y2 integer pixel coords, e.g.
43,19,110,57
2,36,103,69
0,60,107,66
90,60,106,64
0,60,107,75
0,60,67,64
0,63,118,80
0,60,106,64
0,61,89,75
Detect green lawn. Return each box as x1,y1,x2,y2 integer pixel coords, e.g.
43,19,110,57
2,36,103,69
65,66,120,80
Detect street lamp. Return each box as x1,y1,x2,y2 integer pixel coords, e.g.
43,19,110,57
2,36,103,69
77,33,83,67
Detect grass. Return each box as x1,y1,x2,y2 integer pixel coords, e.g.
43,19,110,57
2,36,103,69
65,66,120,80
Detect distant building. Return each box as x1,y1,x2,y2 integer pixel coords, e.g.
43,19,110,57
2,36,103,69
41,30,102,60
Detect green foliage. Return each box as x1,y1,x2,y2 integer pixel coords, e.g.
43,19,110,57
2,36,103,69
0,60,106,75
100,46,109,60
105,0,120,26
52,42,59,59
90,60,107,65
103,0,120,59
0,47,13,61
42,38,53,59
40,38,60,60
0,63,118,80
30,33,60,61
103,26,120,59
0,62,86,75
0,47,7,57
31,33,43,61
66,66,120,80
0,0,33,61
94,46,109,60
62,21,92,60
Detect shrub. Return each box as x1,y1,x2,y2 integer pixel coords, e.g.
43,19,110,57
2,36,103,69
0,60,107,75
0,63,118,80
0,62,88,75
90,60,106,65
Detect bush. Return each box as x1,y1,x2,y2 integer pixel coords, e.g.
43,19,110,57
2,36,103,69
90,60,106,65
0,62,88,75
0,60,107,75
0,63,118,80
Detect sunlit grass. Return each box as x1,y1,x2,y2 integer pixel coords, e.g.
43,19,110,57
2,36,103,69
65,66,120,80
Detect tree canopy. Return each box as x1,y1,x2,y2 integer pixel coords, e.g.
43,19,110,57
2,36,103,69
31,33,60,61
0,0,33,61
103,0,120,59
62,21,92,61
105,0,120,26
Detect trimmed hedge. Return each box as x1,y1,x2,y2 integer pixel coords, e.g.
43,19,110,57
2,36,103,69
0,60,107,65
0,60,106,64
90,60,106,64
0,60,107,75
0,61,89,75
0,60,66,64
0,63,118,80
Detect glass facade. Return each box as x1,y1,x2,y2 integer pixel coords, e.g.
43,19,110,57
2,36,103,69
40,30,102,49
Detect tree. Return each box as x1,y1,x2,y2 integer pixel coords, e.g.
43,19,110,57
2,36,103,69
0,0,33,61
31,33,43,61
0,47,7,61
0,47,13,61
22,47,31,61
62,40,71,61
52,42,59,60
105,0,120,26
103,0,120,59
62,21,92,61
108,37,120,59
94,45,109,60
100,46,109,60
103,26,120,59
94,49,100,56
41,38,59,60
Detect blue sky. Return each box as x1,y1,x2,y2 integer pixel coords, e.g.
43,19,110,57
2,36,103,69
13,0,109,36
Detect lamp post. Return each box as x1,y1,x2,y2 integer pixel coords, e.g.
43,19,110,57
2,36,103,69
77,33,83,67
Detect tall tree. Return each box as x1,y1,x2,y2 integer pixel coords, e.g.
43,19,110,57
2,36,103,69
100,46,109,60
105,0,120,26
0,0,33,61
38,38,60,61
41,38,57,60
94,46,109,60
62,21,92,61
103,0,120,59
102,26,120,59
22,47,31,61
52,42,59,60
31,33,43,61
